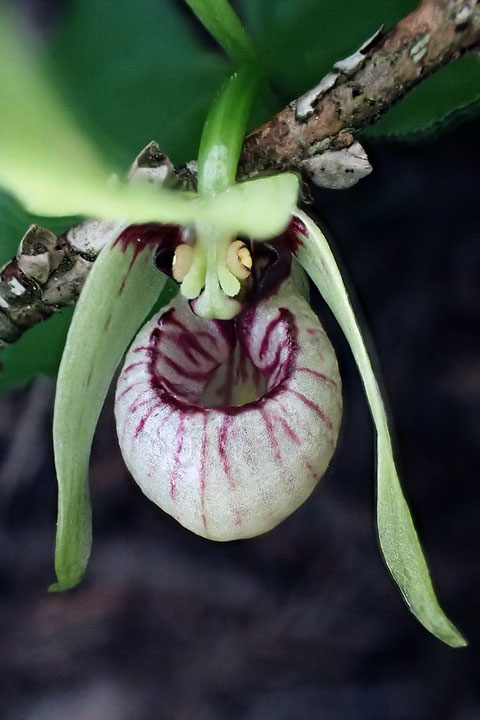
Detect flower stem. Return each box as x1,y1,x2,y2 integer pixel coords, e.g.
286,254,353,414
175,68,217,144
197,66,259,196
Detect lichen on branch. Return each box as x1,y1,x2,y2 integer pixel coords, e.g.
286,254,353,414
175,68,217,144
237,0,480,178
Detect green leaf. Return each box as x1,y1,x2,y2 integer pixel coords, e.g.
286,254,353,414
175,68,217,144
51,239,167,591
364,55,480,138
0,308,74,394
293,210,466,648
49,0,231,168
185,0,256,64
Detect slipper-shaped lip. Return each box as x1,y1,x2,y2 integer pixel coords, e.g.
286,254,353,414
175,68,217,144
115,284,342,540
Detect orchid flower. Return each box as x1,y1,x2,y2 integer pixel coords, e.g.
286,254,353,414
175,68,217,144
0,7,465,649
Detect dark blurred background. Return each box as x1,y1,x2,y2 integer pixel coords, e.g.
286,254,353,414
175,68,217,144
1,1,479,718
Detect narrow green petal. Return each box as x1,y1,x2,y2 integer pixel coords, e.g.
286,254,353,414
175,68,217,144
293,210,466,648
51,237,167,591
184,0,256,63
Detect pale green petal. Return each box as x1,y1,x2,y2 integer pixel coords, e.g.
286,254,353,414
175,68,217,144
294,210,466,648
51,238,167,591
0,18,295,238
212,173,299,238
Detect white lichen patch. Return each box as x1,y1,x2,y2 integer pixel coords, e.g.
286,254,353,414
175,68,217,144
301,141,372,190
296,25,384,120
411,34,430,63
7,277,26,296
296,73,338,120
455,3,474,24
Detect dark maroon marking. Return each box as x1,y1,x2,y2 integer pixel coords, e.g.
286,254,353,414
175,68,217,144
124,361,147,374
296,367,337,387
234,508,242,526
129,396,153,414
126,389,145,411
134,412,149,439
287,215,308,252
154,375,193,400
247,215,308,303
268,356,291,389
155,407,175,438
166,314,222,349
237,307,296,384
275,409,301,446
306,327,325,336
115,223,181,258
155,349,213,382
117,382,143,401
103,312,112,331
161,331,217,364
118,261,135,294
218,416,235,490
113,223,182,291
263,340,290,384
259,314,284,360
259,407,281,464
142,300,300,418
287,388,333,429
170,414,185,499
133,400,163,438
197,330,222,347
250,236,292,302
200,413,208,528
214,320,237,350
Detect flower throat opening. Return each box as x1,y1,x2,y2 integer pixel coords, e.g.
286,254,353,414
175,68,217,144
147,303,296,411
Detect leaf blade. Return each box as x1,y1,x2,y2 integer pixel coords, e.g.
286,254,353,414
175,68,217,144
293,210,466,648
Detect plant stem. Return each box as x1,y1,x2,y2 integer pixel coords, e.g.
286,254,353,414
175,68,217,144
197,66,259,196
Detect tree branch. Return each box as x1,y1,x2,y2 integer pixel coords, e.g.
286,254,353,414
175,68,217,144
238,0,480,180
1,0,479,346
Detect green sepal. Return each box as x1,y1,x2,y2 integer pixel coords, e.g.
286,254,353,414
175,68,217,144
50,237,167,591
293,210,466,648
0,17,292,240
